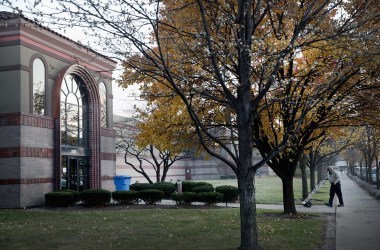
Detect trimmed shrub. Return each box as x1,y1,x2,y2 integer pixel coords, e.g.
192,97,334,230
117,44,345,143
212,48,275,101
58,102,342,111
198,192,224,206
154,182,176,198
138,189,164,205
181,181,193,192
79,189,111,206
61,189,80,202
192,185,214,193
171,192,199,205
112,190,139,205
215,185,239,203
191,182,213,190
130,183,155,191
181,181,213,192
45,191,73,207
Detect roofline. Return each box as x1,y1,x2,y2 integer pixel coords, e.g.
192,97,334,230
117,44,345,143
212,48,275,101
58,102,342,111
0,11,118,65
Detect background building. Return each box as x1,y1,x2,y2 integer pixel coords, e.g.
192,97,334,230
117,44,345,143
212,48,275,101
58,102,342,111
113,115,273,183
0,12,116,208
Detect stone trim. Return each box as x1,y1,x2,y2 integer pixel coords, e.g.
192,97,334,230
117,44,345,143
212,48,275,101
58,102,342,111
0,64,29,72
101,127,116,138
0,34,114,78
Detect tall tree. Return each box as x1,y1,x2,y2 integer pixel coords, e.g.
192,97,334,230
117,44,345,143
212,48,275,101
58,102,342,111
115,98,201,183
7,1,379,249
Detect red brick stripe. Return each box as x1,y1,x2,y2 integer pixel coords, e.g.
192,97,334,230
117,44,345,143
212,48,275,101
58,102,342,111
0,112,54,128
0,147,54,158
0,178,53,185
100,176,114,181
100,152,116,161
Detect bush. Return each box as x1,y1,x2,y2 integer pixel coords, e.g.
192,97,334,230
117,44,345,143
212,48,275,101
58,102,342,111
198,192,224,206
181,181,193,192
154,182,176,198
192,185,214,193
215,185,239,202
181,181,213,192
130,183,155,191
138,189,164,205
112,191,139,205
191,182,213,190
61,189,80,202
79,189,111,206
171,192,199,205
45,191,73,207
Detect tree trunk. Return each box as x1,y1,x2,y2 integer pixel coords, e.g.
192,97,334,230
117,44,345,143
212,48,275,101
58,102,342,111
161,164,170,182
360,161,363,180
281,177,297,214
300,155,308,200
309,165,316,191
317,163,323,183
376,160,379,189
308,151,316,190
238,175,258,250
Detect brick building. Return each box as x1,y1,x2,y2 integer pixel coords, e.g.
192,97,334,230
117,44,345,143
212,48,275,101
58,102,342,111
0,12,117,208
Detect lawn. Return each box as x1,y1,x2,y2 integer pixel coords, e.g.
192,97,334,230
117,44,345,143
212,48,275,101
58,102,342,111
0,176,329,249
0,208,325,250
200,176,330,205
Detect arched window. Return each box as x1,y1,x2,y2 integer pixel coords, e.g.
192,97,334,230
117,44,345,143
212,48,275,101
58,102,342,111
99,82,107,127
60,75,87,147
32,58,45,115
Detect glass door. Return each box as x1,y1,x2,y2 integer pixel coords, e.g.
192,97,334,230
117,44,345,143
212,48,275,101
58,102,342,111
61,156,88,191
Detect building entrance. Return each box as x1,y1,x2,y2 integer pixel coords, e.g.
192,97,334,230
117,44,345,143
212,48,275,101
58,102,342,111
61,156,88,191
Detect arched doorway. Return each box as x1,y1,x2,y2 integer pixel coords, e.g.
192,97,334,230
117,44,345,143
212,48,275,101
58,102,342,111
60,74,89,191
52,65,101,191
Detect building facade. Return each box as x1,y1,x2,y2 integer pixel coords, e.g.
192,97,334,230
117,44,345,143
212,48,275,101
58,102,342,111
0,12,117,208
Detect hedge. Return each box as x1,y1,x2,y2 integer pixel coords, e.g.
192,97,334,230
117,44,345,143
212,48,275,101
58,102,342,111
112,190,139,205
154,182,176,198
61,189,80,202
130,183,155,191
79,189,111,206
215,185,239,202
197,192,224,206
45,191,73,207
192,185,214,193
181,181,213,192
171,192,199,205
138,189,164,205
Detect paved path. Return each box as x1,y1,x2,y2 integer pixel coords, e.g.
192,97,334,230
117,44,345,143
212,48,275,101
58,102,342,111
335,173,380,250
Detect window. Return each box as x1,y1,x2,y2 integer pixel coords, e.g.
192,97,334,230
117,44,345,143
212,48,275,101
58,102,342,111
32,58,45,115
99,82,107,127
60,75,87,147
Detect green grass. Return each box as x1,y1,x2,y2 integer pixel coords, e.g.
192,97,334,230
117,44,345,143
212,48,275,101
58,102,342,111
197,176,330,205
0,208,325,250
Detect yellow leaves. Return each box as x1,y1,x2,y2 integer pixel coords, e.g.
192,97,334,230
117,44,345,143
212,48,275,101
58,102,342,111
135,95,200,154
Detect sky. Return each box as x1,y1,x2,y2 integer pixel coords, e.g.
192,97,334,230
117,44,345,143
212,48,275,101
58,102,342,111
0,1,144,118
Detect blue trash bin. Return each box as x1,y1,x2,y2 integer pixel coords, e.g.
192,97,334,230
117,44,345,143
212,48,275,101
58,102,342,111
113,175,131,191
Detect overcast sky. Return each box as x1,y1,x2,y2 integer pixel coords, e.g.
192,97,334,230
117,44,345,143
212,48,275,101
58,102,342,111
0,2,143,117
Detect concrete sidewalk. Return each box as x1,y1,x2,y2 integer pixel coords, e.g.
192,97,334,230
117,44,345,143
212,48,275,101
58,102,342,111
335,173,380,250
